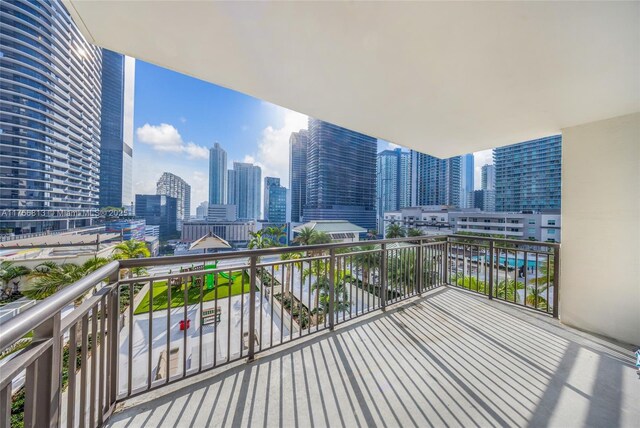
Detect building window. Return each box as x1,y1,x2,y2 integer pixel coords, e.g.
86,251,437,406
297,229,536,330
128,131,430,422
528,219,536,225
548,220,556,225
548,229,556,235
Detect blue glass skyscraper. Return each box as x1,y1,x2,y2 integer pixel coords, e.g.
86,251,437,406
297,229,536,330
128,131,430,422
135,194,178,239
303,119,377,231
410,152,462,207
209,143,227,204
494,135,562,212
264,177,287,223
99,49,135,209
0,0,102,234
289,130,308,223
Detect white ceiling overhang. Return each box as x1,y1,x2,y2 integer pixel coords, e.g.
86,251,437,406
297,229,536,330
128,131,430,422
64,1,640,157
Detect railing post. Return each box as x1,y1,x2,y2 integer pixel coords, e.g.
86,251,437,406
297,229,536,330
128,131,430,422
443,238,449,285
488,240,494,300
552,246,560,318
107,270,120,412
416,242,423,295
248,255,257,361
328,248,335,330
24,312,61,428
380,243,387,310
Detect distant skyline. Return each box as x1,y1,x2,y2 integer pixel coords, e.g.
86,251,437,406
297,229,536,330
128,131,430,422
132,60,493,212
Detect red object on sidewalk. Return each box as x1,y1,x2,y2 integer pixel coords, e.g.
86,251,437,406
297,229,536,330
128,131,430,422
179,319,191,330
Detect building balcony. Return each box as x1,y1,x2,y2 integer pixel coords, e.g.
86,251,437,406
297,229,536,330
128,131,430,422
1,236,638,427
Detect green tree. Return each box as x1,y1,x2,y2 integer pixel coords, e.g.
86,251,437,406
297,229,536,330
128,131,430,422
279,251,302,297
293,226,316,246
0,261,30,299
407,228,423,237
385,223,406,238
354,244,381,290
112,239,151,259
24,258,109,301
264,225,287,245
309,231,331,245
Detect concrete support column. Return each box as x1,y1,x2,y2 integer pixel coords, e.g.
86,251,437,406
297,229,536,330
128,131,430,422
560,112,640,345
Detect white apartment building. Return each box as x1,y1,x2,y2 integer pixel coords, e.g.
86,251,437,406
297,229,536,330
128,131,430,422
385,207,561,242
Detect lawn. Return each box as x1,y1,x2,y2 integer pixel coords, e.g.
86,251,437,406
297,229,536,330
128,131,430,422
133,271,251,315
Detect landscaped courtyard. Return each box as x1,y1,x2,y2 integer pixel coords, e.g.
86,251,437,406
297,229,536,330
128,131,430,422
134,270,251,314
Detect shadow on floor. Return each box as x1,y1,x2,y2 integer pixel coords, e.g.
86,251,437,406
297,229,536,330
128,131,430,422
107,287,640,428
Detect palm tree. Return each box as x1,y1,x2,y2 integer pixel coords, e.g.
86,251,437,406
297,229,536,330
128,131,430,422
279,252,302,297
354,244,381,291
264,225,286,246
309,231,331,245
303,258,328,320
248,230,274,250
366,229,378,240
293,226,316,246
112,239,151,259
386,223,406,238
388,249,412,290
527,257,554,309
0,261,30,299
23,258,109,301
407,228,423,237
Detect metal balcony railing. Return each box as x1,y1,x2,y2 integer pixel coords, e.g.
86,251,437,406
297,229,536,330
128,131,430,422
0,235,559,427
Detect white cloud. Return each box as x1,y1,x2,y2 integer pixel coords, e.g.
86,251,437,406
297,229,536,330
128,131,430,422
473,149,494,189
136,123,208,160
246,108,308,186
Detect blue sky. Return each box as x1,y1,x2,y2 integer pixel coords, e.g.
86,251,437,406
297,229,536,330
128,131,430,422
132,60,492,211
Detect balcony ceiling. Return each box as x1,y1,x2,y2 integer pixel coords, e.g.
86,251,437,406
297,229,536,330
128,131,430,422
63,1,640,157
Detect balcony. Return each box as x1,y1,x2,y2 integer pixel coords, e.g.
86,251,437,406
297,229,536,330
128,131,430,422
1,236,638,427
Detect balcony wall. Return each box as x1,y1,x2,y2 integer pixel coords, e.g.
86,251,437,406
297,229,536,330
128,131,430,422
561,112,640,345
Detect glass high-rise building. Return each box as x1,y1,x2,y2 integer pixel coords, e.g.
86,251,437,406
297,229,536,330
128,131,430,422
481,164,496,191
0,0,102,235
99,49,135,210
263,177,286,223
227,162,261,220
410,152,463,208
156,172,191,230
303,119,377,231
460,153,474,208
377,149,401,214
494,135,562,212
289,130,308,223
209,143,227,205
399,151,412,208
135,194,177,239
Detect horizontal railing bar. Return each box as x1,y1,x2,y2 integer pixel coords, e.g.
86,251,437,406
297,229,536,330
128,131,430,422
256,254,328,268
448,234,560,248
119,236,446,268
118,264,250,285
0,339,53,390
0,261,120,352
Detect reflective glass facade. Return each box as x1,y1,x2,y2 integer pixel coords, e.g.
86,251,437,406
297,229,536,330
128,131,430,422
304,119,376,231
0,0,102,234
208,143,226,204
289,130,307,223
411,152,463,208
156,172,191,230
135,194,177,240
264,177,286,223
494,135,562,212
99,49,134,209
227,162,261,220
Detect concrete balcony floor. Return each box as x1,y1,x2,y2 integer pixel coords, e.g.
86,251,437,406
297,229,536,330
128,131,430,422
107,287,639,427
